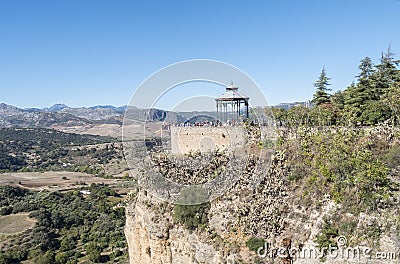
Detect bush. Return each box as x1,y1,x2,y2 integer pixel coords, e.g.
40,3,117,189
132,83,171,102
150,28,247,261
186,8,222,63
384,143,400,169
314,223,338,250
173,202,210,230
2,247,28,263
85,242,101,263
245,237,266,252
0,206,12,215
32,250,55,264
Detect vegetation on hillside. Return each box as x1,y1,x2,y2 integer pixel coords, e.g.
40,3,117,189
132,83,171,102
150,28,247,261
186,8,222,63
280,124,400,249
248,48,400,253
271,47,400,126
0,184,127,263
173,202,211,231
0,128,121,174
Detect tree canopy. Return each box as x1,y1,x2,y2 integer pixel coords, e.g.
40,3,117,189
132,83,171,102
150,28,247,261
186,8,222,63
276,47,400,127
312,66,331,106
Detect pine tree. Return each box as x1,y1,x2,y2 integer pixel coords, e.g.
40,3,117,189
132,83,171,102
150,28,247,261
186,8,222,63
345,58,375,109
373,46,400,99
312,67,331,106
357,57,374,81
382,83,400,126
342,82,363,125
331,90,345,110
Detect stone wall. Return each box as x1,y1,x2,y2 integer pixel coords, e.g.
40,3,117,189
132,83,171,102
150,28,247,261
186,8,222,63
170,126,246,154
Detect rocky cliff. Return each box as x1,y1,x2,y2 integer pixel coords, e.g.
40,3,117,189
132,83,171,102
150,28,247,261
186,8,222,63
124,125,400,264
124,147,292,263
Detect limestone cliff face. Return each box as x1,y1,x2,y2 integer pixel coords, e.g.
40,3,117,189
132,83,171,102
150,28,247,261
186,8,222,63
125,191,223,264
125,188,400,264
124,126,400,264
124,150,290,264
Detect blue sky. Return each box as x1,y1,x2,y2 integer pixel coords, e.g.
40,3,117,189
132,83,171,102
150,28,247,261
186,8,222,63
0,0,399,109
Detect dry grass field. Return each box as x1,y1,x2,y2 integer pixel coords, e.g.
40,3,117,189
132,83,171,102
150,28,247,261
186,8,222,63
0,171,121,192
53,121,165,140
54,124,124,139
0,213,36,235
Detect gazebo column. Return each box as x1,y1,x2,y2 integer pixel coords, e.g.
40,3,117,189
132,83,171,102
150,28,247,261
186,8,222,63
216,102,219,123
237,100,239,123
225,103,227,123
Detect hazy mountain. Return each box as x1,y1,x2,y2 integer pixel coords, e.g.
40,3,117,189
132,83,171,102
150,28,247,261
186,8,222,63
0,101,307,128
0,103,26,117
0,103,159,128
0,111,92,128
43,104,128,121
275,101,311,110
89,105,128,113
60,107,122,121
24,107,43,112
48,103,69,112
0,103,123,128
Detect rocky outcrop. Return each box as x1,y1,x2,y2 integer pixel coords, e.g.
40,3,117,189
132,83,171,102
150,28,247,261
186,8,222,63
124,126,400,264
125,146,290,263
125,191,224,264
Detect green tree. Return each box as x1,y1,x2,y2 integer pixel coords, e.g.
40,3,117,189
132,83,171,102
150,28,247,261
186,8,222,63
358,56,374,80
373,46,400,98
55,252,69,264
33,251,55,264
271,107,287,126
286,105,310,126
0,253,7,264
359,100,391,125
382,84,400,125
85,242,102,263
59,235,76,251
343,58,376,125
309,103,338,126
331,90,345,110
312,67,331,106
352,57,375,103
331,90,347,124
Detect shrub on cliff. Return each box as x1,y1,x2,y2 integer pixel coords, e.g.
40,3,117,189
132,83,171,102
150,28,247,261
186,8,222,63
245,237,266,252
173,202,210,230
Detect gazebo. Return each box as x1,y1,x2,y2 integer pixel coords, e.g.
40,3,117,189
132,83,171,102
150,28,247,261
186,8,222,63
216,83,249,124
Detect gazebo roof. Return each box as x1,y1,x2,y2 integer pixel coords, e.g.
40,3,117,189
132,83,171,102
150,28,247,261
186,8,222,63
216,84,249,102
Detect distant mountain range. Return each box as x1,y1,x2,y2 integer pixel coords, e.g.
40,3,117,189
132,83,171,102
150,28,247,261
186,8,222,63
274,101,312,110
0,103,200,128
0,103,136,128
24,103,128,116
0,101,309,128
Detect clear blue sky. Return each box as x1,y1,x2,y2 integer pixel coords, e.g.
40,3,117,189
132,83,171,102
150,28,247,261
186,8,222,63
1,0,399,109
